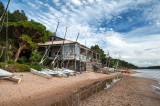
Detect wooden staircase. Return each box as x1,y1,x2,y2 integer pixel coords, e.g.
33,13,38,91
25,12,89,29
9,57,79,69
86,62,102,71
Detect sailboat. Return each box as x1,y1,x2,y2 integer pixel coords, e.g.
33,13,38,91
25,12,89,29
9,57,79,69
44,27,77,76
30,24,70,78
103,51,114,73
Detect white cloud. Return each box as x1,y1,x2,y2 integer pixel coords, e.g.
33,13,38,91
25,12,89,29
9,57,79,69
71,0,82,6
36,0,43,5
88,0,94,3
5,0,160,67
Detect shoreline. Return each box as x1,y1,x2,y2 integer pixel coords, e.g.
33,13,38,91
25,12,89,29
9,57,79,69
80,75,160,106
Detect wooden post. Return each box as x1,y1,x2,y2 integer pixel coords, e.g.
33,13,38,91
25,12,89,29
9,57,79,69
74,44,76,71
77,94,80,106
60,100,62,106
80,61,81,71
96,53,97,62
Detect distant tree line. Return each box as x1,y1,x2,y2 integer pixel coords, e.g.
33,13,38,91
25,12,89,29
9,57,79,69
91,45,138,69
0,2,28,22
140,66,160,69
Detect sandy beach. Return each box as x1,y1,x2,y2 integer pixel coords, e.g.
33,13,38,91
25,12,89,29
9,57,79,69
1,71,160,106
80,76,160,106
0,72,121,106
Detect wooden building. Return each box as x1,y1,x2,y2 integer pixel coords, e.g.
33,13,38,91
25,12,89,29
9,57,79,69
38,36,102,71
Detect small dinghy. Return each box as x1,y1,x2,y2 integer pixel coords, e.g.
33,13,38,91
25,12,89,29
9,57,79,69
31,68,52,79
0,69,21,83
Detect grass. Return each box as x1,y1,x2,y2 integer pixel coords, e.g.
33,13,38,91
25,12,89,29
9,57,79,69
0,62,43,72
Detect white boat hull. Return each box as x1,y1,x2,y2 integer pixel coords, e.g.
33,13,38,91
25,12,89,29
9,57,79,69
31,68,52,79
0,69,13,77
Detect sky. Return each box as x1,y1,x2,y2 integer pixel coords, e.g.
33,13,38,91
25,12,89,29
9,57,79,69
1,0,160,67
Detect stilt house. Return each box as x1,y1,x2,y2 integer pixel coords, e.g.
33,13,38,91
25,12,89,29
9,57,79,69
38,36,102,71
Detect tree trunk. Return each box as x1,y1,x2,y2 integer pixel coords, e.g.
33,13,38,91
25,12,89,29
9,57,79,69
0,48,4,58
14,43,26,62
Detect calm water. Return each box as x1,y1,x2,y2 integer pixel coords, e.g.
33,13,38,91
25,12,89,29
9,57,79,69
132,69,160,84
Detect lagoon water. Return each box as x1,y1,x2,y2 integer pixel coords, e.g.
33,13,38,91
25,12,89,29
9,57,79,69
132,69,160,84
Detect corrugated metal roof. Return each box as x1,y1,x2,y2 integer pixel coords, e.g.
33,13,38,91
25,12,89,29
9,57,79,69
38,40,75,46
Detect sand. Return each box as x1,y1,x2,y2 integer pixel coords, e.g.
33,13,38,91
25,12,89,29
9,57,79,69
80,76,160,106
1,71,160,106
0,72,121,106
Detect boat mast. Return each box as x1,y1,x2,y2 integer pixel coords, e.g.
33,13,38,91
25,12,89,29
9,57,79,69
51,27,67,70
67,32,80,69
61,27,68,68
5,10,8,68
0,0,11,33
115,55,121,69
39,21,60,67
52,21,60,45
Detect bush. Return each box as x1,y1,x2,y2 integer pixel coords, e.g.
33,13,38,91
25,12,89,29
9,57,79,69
17,56,27,64
30,64,42,71
0,62,5,69
6,63,31,72
29,51,42,64
8,59,14,64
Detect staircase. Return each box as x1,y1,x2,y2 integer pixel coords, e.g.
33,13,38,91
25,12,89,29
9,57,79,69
86,62,102,71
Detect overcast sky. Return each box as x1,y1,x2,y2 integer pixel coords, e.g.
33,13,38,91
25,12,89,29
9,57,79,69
1,0,160,67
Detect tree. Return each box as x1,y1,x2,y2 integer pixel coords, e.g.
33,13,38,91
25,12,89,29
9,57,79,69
91,45,107,64
2,21,51,62
90,44,138,69
9,10,28,22
0,2,5,18
0,41,5,59
0,2,28,22
29,51,42,64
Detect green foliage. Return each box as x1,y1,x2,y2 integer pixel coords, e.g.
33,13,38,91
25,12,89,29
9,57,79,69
7,51,13,56
3,21,52,43
18,64,30,72
9,10,28,22
0,2,27,22
0,62,5,69
0,62,42,72
17,56,27,64
30,64,42,71
91,45,138,69
8,38,13,44
91,45,107,64
29,51,42,64
0,2,5,19
20,34,38,49
7,59,14,64
1,41,5,46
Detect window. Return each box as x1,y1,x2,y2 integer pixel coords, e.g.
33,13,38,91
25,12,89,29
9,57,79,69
54,51,60,56
48,51,52,57
49,37,56,41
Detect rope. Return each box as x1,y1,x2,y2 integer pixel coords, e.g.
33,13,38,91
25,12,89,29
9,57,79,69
39,22,60,69
0,11,5,22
